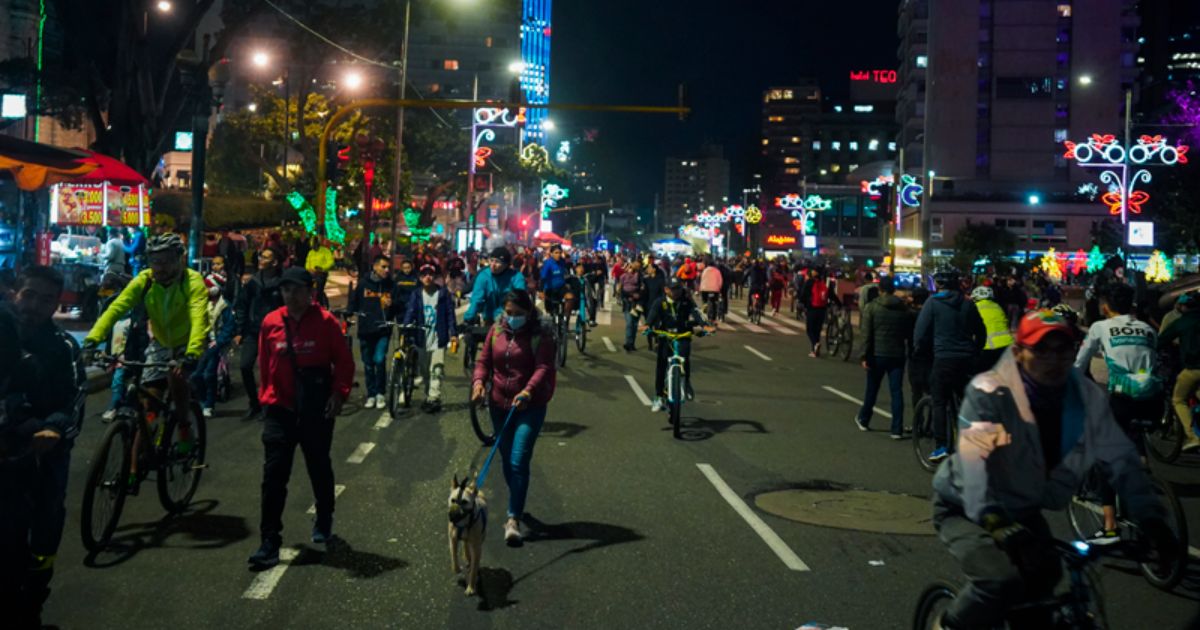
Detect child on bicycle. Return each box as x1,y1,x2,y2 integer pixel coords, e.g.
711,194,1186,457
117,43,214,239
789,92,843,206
640,278,714,413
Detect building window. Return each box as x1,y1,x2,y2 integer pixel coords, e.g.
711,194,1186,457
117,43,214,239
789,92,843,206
1057,29,1070,44
1057,4,1071,18
791,136,801,143
784,157,799,164
931,217,944,242
429,83,441,93
831,141,841,151
868,139,880,151
916,55,928,68
443,59,460,70
996,77,1053,99
888,142,897,152
1055,128,1068,142
766,89,794,101
784,168,800,175
831,164,841,173
768,116,784,122
849,141,859,151
853,105,874,113
812,141,822,151
762,139,769,146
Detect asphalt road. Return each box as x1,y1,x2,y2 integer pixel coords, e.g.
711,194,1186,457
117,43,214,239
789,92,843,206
43,294,1200,629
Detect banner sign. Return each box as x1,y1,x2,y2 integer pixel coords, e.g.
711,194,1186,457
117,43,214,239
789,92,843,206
50,183,149,227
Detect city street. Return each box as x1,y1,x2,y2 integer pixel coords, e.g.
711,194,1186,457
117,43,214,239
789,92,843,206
44,299,1200,629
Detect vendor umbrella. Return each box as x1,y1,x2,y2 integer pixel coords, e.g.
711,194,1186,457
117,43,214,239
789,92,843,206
0,134,97,191
75,151,151,187
534,231,569,245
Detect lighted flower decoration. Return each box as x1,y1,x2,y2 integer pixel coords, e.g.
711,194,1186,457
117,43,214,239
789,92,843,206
745,205,762,224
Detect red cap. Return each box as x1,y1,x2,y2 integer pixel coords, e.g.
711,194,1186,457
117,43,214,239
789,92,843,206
1016,309,1075,347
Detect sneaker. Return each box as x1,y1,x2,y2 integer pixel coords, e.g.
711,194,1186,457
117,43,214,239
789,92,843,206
248,538,281,569
364,396,377,410
890,433,905,440
375,394,387,409
312,515,334,544
685,384,695,401
504,519,523,547
1183,437,1200,452
101,408,118,421
808,352,818,358
650,398,665,413
854,416,869,432
1087,528,1120,546
202,407,213,418
928,447,949,463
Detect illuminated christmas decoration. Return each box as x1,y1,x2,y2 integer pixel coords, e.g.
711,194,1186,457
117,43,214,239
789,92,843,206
324,190,346,244
472,107,523,127
404,207,433,243
520,143,550,171
899,175,922,207
1145,250,1173,283
1086,245,1105,273
744,205,762,224
474,146,493,169
1070,249,1087,276
1077,182,1100,201
540,182,569,218
860,174,893,199
1063,133,1189,224
694,210,730,228
776,194,803,211
1162,81,1200,146
286,191,318,235
1039,247,1064,283
556,140,571,163
519,0,552,142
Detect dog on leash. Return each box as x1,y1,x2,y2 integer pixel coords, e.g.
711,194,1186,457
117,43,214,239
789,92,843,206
448,474,487,596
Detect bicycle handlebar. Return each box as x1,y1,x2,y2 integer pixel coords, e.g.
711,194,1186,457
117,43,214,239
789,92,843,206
92,353,179,370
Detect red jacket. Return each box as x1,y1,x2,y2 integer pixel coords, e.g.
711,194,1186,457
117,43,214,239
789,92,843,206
472,320,557,408
258,305,354,411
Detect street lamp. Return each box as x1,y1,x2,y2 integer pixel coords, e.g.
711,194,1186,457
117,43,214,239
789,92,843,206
1078,75,1093,86
252,50,269,68
542,118,556,131
343,71,364,91
508,61,527,74
156,1,172,12
247,103,257,112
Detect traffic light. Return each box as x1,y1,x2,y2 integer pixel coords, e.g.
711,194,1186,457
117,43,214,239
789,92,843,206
520,217,529,227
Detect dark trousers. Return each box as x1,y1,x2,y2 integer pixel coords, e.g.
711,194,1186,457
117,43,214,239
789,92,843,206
260,406,336,543
931,357,974,450
1099,394,1164,504
191,346,222,409
240,337,261,411
909,357,932,411
934,497,1060,628
0,460,39,628
858,356,906,435
805,307,827,351
654,337,692,398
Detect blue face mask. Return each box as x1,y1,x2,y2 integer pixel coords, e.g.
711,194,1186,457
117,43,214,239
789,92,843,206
507,314,527,329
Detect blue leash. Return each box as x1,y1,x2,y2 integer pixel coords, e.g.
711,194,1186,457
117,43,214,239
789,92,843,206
474,405,519,490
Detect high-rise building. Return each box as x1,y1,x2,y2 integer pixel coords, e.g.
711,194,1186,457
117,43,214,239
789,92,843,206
759,81,822,211
405,2,520,101
899,0,1142,258
662,145,730,232
1137,0,1200,116
519,0,552,144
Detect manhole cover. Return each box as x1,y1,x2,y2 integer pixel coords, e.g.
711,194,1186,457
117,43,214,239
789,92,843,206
754,489,935,536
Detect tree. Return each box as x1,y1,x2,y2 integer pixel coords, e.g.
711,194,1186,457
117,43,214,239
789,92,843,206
1090,217,1125,252
1148,158,1200,255
950,221,1017,272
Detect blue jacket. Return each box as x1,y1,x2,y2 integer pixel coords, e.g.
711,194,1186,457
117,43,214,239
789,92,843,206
540,257,568,292
464,267,526,323
914,290,986,360
405,286,458,348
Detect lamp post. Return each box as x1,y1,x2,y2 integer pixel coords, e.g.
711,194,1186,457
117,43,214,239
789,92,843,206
357,135,387,271
389,0,411,252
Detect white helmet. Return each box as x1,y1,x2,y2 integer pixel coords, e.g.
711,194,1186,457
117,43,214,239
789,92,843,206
971,286,994,301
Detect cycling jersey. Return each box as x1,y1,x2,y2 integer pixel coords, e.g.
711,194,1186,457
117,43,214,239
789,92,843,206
464,267,527,323
86,268,211,359
1074,314,1161,399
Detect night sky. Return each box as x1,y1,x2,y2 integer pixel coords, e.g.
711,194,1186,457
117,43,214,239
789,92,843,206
553,0,900,210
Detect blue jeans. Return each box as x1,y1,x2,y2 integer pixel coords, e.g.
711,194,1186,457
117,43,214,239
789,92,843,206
489,405,547,519
108,366,126,410
189,346,222,409
359,333,390,397
858,356,906,435
624,310,639,348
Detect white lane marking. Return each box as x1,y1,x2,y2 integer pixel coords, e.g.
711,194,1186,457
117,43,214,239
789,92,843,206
242,548,302,600
602,336,617,353
346,442,376,464
374,413,393,429
822,385,892,419
307,485,346,514
733,308,806,331
717,321,739,332
744,345,773,362
696,464,810,572
624,375,653,407
1191,545,1200,560
764,322,798,336
723,311,768,333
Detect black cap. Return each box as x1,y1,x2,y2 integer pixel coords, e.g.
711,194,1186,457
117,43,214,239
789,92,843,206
279,267,313,287
490,247,512,265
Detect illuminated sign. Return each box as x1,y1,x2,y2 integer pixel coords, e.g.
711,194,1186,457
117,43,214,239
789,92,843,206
1128,221,1155,247
1063,133,1189,224
174,131,194,151
802,235,817,249
765,234,797,247
541,183,569,218
557,140,571,163
849,70,897,84
1,94,26,119
50,183,149,227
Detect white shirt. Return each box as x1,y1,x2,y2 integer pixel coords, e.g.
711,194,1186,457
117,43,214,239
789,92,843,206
422,290,439,351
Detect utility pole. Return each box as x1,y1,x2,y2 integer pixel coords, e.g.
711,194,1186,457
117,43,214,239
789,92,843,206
390,0,411,251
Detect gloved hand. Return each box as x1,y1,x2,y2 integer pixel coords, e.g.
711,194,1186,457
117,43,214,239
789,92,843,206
1140,518,1179,576
981,511,1034,552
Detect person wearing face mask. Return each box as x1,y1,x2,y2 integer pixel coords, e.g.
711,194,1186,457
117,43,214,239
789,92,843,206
641,277,714,412
464,247,527,326
233,246,284,420
470,289,557,546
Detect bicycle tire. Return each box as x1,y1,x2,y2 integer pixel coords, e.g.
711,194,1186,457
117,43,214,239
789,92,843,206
1145,410,1184,464
156,403,207,514
80,420,131,552
824,315,840,357
1067,472,1108,543
911,582,958,630
468,380,496,446
575,320,587,354
403,351,418,408
387,357,403,415
557,317,568,367
668,367,683,437
1136,478,1189,591
840,322,854,361
462,332,478,378
912,397,939,473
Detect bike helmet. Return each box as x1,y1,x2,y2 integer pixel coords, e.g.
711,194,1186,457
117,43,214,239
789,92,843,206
932,268,960,289
1051,303,1080,328
146,232,184,254
970,286,993,301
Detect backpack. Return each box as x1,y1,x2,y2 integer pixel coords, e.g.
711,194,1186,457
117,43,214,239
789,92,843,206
811,281,829,308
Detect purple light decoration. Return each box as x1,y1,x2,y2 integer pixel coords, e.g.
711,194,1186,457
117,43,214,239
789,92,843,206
1163,81,1200,147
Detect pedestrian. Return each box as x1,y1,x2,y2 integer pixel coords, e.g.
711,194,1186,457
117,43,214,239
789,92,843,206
800,267,835,357
348,255,395,410
234,246,284,420
768,261,787,315
101,227,127,277
248,268,353,570
856,277,913,438
403,264,458,412
471,289,557,546
619,260,643,351
191,277,236,418
305,238,335,308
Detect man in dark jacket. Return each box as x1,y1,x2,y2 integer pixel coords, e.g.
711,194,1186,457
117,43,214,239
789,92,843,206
914,270,987,462
403,264,458,412
856,277,914,438
234,246,284,419
391,259,420,317
349,255,395,410
641,278,713,411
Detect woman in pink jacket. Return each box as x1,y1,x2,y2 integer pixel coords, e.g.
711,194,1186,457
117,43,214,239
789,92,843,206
698,258,724,320
471,289,557,545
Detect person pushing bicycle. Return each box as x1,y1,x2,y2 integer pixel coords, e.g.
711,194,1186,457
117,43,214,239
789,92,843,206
640,277,714,413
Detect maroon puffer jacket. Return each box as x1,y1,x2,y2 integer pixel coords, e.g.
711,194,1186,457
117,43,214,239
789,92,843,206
472,318,557,408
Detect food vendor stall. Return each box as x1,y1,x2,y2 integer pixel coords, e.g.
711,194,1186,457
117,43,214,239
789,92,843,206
0,134,98,269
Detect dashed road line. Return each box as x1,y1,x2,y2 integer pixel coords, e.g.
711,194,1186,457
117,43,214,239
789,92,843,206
724,311,768,334
307,485,346,514
744,345,773,362
242,548,301,600
821,385,892,419
346,442,376,464
623,375,653,407
696,464,810,572
602,336,617,352
374,413,393,429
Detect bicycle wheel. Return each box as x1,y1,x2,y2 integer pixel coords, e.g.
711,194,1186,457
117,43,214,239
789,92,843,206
557,318,568,367
824,315,840,357
1067,472,1107,542
81,420,131,552
912,397,938,473
403,350,418,408
1135,478,1189,591
911,582,958,630
668,367,683,438
386,356,403,415
840,322,854,361
575,319,587,353
156,403,207,514
468,380,496,446
1145,410,1184,464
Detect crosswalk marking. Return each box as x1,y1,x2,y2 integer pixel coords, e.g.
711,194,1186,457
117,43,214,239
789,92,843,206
723,311,768,334
307,485,346,514
242,548,301,600
346,442,376,464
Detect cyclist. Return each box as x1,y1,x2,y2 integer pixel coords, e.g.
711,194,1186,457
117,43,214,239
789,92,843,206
463,247,526,326
641,277,714,412
539,245,569,316
913,269,986,463
1158,292,1200,453
931,309,1178,629
698,257,724,321
1073,283,1164,544
970,285,1013,374
563,260,590,332
584,253,607,314
84,233,210,438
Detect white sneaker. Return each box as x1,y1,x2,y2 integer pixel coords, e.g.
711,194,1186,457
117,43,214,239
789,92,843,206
375,395,387,408
364,397,376,409
202,407,214,418
504,519,523,546
650,398,665,412
101,408,118,421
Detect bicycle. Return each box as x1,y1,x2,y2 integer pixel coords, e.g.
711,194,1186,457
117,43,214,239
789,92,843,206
1066,465,1189,591
384,322,423,417
81,354,207,552
911,392,961,473
823,304,854,361
1145,370,1192,464
546,299,571,368
703,292,721,324
647,329,712,439
748,291,765,325
215,347,233,403
913,538,1109,629
574,304,588,354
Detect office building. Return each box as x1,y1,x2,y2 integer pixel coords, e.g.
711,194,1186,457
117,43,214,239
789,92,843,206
662,145,729,232
1137,0,1200,116
519,0,552,144
405,1,520,101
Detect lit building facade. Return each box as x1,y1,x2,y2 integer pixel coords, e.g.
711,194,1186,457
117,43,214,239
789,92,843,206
519,0,552,144
404,2,520,101
662,145,730,233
